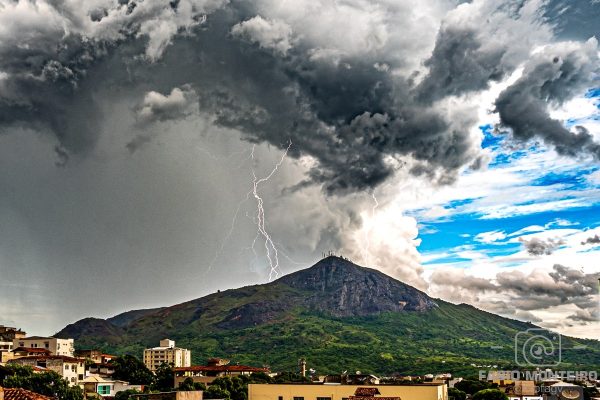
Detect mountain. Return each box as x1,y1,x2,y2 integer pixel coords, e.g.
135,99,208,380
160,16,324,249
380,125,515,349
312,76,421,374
55,256,600,375
107,308,166,328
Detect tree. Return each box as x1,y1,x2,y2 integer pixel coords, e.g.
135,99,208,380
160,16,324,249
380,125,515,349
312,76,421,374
115,388,142,400
177,378,206,392
210,377,246,400
203,385,230,400
178,378,195,391
111,355,155,385
449,388,467,400
248,372,272,384
1,364,83,400
274,372,310,383
152,363,175,392
472,389,508,400
193,382,207,391
455,380,493,395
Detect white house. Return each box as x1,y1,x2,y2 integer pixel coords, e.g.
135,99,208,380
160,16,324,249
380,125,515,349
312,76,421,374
80,376,143,397
12,337,74,357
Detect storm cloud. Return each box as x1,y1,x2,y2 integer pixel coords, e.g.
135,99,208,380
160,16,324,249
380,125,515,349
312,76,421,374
581,234,600,245
520,237,565,255
1,0,598,193
430,264,599,321
1,0,599,336
2,0,591,195
495,38,600,159
415,0,551,102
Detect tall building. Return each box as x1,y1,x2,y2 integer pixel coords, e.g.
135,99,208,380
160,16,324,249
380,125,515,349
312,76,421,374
143,339,191,373
12,337,74,357
0,326,26,353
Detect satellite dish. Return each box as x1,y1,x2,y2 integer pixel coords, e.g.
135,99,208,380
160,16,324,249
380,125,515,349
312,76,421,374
560,389,580,400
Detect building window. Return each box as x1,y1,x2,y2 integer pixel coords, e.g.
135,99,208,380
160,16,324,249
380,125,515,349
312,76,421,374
279,397,283,400
293,397,304,400
98,385,111,395
317,397,331,400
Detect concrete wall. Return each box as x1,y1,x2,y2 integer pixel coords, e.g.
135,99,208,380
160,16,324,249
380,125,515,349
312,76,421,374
176,391,203,400
132,391,202,400
248,384,448,400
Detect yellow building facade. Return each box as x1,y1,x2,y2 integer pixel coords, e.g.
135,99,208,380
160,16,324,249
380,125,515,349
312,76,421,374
143,339,191,373
248,383,447,400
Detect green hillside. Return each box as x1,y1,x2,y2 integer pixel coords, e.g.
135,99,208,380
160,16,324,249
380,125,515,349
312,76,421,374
56,257,600,376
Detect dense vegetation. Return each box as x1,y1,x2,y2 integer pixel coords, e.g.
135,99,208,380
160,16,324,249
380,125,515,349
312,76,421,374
56,259,600,376
108,356,304,400
0,365,84,400
472,389,508,400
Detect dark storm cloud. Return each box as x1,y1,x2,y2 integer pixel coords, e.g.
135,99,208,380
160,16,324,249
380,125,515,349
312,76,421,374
0,0,483,194
414,1,549,103
0,0,221,158
519,237,564,255
0,36,110,159
581,234,600,245
498,264,599,309
568,309,599,323
431,264,599,314
415,25,508,102
0,0,597,195
430,268,498,292
495,38,600,159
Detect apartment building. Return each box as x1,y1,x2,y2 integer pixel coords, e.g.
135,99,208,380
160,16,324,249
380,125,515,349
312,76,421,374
143,339,191,373
0,326,26,361
9,355,85,386
12,337,74,357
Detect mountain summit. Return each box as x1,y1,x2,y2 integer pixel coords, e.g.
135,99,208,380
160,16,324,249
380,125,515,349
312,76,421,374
56,256,600,375
277,256,437,315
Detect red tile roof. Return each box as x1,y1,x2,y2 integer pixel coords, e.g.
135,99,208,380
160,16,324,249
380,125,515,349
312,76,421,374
354,388,381,396
9,355,83,363
174,365,269,373
2,387,55,400
349,397,401,400
12,348,52,354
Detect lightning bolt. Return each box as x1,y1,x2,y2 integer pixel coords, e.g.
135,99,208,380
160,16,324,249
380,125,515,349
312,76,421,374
363,192,379,267
206,191,252,272
204,144,255,272
251,140,292,281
